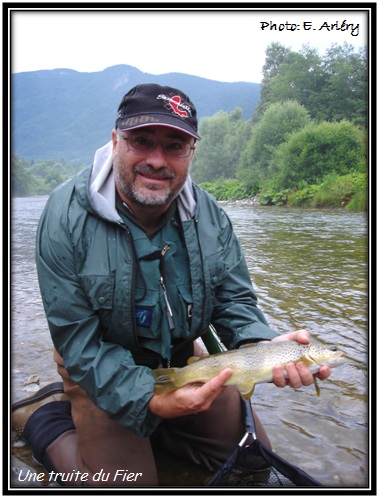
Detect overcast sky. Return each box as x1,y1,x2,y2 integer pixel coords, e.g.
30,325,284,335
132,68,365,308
11,8,368,84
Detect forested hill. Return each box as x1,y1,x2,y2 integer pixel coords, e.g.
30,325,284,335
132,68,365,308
12,65,260,163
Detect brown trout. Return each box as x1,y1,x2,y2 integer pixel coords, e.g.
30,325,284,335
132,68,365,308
153,342,346,399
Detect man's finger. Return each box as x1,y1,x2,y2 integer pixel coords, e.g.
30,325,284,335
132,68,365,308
272,365,288,387
272,330,310,344
200,368,233,396
315,365,331,380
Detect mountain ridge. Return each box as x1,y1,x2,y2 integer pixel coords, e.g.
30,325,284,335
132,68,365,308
12,64,260,163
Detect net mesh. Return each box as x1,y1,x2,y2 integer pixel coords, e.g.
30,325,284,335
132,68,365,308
207,440,320,487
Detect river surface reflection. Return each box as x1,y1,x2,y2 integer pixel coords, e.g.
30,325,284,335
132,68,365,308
11,197,368,488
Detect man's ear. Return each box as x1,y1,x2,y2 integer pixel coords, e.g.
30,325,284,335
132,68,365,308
111,129,118,149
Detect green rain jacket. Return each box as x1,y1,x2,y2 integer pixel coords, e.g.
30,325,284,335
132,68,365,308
36,141,278,437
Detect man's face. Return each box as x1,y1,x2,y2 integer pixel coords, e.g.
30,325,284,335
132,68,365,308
112,126,195,209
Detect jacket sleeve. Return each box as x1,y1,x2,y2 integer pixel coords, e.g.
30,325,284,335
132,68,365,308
209,205,279,349
35,188,161,437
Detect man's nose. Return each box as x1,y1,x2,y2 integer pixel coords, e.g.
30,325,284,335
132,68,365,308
146,143,168,167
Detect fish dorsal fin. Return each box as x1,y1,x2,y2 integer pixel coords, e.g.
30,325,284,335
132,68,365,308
187,356,201,364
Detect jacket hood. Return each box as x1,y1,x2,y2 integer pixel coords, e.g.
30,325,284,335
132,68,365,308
88,141,197,222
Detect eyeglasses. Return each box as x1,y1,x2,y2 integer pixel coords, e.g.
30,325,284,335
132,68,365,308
117,131,196,158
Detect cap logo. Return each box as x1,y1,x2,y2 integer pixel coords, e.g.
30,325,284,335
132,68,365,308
157,94,192,118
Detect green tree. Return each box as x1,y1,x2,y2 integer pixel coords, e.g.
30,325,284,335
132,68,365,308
237,101,311,192
11,154,31,196
253,42,292,120
45,169,65,191
255,41,367,127
319,43,368,127
191,109,250,183
270,120,366,189
263,46,324,116
11,155,85,197
262,41,292,79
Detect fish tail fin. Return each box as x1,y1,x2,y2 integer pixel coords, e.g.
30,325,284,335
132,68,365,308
153,367,180,395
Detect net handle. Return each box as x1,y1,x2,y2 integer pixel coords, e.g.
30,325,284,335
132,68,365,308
242,399,257,441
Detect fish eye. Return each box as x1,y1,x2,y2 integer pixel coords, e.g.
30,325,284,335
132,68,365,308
330,346,338,351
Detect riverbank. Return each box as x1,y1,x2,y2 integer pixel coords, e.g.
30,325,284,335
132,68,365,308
199,172,367,211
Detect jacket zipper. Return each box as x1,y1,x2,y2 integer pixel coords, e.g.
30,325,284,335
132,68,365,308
160,276,175,330
193,219,206,333
159,244,174,367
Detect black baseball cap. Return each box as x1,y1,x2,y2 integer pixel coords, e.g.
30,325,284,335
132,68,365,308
115,83,201,140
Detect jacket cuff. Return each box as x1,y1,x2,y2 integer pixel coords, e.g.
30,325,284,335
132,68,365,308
230,322,279,349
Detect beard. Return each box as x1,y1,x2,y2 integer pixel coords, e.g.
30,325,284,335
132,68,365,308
113,154,189,208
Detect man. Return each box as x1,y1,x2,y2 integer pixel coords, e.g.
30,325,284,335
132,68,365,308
12,84,331,487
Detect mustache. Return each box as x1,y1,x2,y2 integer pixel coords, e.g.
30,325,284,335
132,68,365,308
134,165,175,180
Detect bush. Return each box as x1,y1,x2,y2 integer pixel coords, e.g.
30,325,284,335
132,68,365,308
311,172,367,208
237,101,310,190
199,179,251,201
270,121,366,190
259,187,291,206
287,183,319,206
346,188,367,211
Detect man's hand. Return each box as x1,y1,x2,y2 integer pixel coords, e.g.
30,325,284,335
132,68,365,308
148,368,233,419
271,329,331,389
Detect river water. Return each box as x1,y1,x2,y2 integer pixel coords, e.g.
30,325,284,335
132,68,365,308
11,196,369,488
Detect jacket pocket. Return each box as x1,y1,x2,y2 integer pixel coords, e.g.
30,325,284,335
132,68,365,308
135,289,162,339
79,275,115,310
204,252,227,289
171,284,193,339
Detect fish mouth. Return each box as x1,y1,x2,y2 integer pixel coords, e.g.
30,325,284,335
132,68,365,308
309,349,346,366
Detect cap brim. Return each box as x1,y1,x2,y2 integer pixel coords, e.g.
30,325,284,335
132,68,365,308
116,114,201,140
